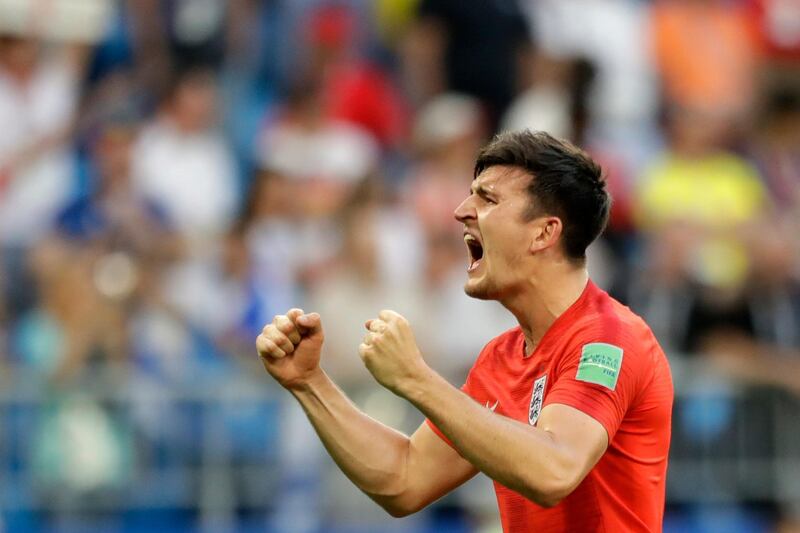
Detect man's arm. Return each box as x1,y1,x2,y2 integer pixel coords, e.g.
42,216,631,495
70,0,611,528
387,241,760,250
412,374,607,507
360,311,608,507
257,310,477,517
290,370,478,515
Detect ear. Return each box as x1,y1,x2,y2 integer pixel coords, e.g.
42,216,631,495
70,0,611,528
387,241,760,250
529,216,563,254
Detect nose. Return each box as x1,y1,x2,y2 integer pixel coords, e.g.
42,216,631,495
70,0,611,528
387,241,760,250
454,195,475,224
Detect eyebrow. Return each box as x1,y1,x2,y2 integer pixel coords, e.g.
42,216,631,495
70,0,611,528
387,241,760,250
471,183,497,199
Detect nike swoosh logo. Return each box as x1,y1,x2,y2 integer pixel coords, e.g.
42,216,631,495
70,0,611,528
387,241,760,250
484,400,499,412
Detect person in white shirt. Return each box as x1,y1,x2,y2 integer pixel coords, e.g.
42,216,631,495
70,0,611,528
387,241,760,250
132,68,238,250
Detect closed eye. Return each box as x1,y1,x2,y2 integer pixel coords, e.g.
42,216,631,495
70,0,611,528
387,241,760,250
479,192,497,205
471,185,497,204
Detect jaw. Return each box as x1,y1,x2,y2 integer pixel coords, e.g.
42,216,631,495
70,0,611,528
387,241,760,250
464,264,496,300
464,283,493,300
464,256,531,303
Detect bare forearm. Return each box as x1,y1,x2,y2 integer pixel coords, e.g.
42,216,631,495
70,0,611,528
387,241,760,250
405,370,576,506
290,370,410,502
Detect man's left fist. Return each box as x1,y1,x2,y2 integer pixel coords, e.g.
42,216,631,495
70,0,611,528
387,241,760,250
359,310,428,395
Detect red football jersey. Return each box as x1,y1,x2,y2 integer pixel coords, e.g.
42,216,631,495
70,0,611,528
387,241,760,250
428,280,673,532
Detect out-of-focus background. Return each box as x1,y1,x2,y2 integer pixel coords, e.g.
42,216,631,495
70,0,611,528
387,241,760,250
0,0,798,532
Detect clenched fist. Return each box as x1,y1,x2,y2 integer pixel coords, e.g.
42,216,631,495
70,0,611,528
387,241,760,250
359,310,430,396
256,308,324,390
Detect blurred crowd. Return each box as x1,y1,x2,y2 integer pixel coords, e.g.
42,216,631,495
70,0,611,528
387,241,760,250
0,0,799,532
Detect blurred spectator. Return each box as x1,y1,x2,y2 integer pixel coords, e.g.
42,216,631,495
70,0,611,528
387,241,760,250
163,217,293,366
299,3,409,148
668,220,800,533
14,239,128,382
11,118,179,383
405,93,486,239
257,82,380,194
57,119,182,262
701,221,800,394
241,169,307,297
627,94,799,530
0,35,84,247
307,194,426,387
520,0,658,140
653,0,761,120
405,0,532,128
8,122,151,384
41,117,200,392
9,237,133,501
635,107,768,236
500,53,575,140
629,106,769,351
132,67,238,248
251,80,380,287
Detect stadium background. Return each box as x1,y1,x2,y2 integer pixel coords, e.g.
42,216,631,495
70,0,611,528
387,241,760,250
0,0,799,532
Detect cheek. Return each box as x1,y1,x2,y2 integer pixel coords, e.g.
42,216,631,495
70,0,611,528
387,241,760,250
479,205,530,260
485,221,526,259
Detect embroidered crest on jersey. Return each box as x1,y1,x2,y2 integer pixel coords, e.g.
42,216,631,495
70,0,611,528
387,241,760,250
576,342,624,390
528,374,547,425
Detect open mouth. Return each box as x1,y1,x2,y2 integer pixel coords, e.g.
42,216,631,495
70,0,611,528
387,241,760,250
464,234,484,272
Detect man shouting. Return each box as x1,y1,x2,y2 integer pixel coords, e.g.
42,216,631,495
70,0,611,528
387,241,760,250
256,130,673,532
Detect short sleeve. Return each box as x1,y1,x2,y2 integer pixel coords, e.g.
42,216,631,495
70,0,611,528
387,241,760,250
544,337,648,441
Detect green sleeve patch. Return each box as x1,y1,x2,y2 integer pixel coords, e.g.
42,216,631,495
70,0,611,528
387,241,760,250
576,343,624,390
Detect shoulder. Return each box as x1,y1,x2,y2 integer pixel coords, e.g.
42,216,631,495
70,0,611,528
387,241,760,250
561,288,665,375
546,290,672,409
583,287,656,342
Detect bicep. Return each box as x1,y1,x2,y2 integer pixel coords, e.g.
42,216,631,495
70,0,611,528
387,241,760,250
536,403,608,494
399,422,478,513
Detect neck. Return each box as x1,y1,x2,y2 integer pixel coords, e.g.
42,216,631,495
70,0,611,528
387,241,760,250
501,262,589,356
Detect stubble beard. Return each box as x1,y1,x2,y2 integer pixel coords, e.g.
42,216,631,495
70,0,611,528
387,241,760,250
464,276,499,301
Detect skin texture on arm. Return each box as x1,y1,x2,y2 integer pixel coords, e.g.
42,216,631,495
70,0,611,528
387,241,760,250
361,311,609,507
289,370,477,516
256,309,476,517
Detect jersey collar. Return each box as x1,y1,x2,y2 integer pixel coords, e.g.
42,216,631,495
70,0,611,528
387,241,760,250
520,278,598,360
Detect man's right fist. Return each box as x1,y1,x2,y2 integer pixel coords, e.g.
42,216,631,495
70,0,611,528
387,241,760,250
256,308,325,390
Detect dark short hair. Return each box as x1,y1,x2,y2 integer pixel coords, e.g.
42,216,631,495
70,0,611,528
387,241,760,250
474,130,610,261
